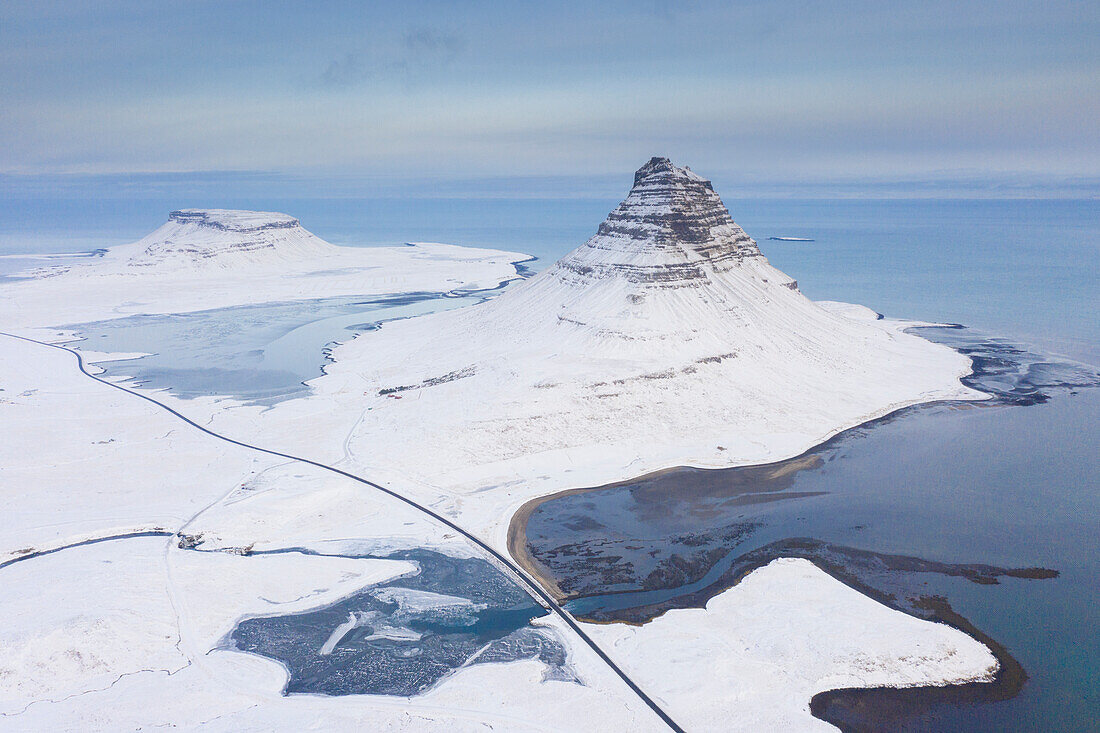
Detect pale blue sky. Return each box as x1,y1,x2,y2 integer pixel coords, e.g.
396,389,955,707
2,1,1098,191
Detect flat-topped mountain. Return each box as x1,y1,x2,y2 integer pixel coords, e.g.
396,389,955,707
113,209,335,269
320,157,981,498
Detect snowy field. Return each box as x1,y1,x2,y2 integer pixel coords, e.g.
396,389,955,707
0,189,1005,731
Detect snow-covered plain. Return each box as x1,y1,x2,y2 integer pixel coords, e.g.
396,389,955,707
0,336,664,732
1,168,1002,731
0,332,273,559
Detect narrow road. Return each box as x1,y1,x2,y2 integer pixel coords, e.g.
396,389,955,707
1,331,685,733
0,531,174,571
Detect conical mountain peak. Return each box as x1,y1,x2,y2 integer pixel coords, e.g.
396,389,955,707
632,156,710,188
299,156,976,544
551,157,761,287
633,156,675,183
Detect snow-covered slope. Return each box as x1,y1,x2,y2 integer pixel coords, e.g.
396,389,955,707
288,158,982,531
0,210,527,327
584,558,997,732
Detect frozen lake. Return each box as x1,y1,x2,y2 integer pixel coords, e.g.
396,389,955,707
64,291,489,403
230,549,573,696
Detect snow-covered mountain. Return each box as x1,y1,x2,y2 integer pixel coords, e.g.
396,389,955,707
313,157,982,507
1,211,527,326
471,156,802,353
550,156,774,289
106,209,338,270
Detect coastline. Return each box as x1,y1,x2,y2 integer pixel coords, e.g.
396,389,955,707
809,594,1029,732
505,454,823,604
3,190,1097,732
503,394,979,606
502,327,1094,729
504,323,1099,605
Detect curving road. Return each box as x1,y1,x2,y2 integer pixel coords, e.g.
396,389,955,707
1,331,685,733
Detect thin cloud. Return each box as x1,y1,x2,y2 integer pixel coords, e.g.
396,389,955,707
404,28,465,58
320,53,368,87
319,28,465,88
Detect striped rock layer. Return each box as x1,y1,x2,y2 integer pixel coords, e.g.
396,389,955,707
556,157,764,288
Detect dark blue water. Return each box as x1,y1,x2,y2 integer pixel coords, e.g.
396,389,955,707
230,549,573,696
530,381,1098,731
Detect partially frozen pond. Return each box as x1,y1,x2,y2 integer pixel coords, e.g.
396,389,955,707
229,549,574,696
63,292,485,403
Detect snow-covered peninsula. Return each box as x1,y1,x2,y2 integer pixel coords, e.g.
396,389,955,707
0,162,1008,732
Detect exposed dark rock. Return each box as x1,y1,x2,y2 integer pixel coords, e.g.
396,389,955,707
553,157,764,288
168,209,300,232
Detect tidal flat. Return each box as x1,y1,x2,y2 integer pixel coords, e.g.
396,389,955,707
512,329,1100,730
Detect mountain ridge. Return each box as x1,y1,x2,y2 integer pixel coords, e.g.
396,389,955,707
167,209,301,232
